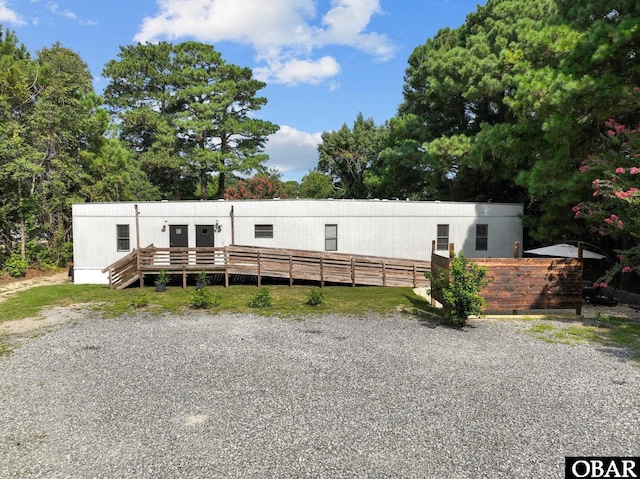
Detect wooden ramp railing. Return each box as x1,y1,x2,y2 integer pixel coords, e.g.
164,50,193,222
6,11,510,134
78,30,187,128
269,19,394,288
101,248,141,290
104,245,430,290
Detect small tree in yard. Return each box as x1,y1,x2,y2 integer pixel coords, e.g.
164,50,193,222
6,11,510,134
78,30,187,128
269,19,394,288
573,99,640,286
427,252,490,326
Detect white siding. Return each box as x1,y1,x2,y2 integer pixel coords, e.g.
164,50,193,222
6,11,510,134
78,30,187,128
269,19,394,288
72,200,523,283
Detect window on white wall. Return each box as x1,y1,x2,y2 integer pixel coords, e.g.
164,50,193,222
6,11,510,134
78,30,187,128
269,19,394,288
255,224,273,238
476,224,488,251
436,224,449,251
325,224,337,251
117,224,130,251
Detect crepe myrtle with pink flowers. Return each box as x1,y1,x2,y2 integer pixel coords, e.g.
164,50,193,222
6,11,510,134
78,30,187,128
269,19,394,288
573,91,640,284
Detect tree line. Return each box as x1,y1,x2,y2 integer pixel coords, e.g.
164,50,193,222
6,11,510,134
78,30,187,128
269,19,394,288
1,0,639,274
318,0,639,272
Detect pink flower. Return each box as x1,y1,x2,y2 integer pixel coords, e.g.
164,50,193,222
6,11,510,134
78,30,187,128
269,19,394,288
607,130,616,137
622,266,632,273
574,211,582,218
630,167,639,174
604,218,613,224
600,282,608,288
615,125,626,133
593,282,600,288
579,165,590,173
605,118,616,127
615,167,625,174
611,214,618,221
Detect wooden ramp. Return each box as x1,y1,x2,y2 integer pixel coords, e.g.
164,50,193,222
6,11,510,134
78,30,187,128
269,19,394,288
103,245,430,290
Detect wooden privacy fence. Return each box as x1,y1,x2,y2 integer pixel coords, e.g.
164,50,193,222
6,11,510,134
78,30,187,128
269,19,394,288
103,245,431,290
430,245,584,315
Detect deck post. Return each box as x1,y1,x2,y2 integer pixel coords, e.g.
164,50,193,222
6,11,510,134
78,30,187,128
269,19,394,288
289,254,293,287
108,269,113,290
320,254,324,288
257,251,261,287
382,260,387,287
413,264,417,288
577,242,584,315
224,247,229,288
351,258,355,287
183,270,186,289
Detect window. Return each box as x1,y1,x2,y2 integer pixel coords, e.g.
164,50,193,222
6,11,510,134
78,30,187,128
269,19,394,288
436,224,449,251
117,225,130,251
476,224,488,251
255,224,273,239
325,224,337,251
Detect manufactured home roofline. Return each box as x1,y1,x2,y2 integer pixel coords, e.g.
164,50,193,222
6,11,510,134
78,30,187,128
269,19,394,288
72,198,524,207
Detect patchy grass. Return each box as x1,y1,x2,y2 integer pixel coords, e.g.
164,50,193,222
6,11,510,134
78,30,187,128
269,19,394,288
0,339,13,357
526,315,640,364
0,283,440,323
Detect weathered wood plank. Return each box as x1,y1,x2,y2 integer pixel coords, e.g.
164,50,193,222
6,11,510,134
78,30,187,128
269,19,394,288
430,252,583,313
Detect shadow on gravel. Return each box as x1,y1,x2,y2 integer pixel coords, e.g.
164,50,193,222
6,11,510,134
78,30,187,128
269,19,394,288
402,294,465,330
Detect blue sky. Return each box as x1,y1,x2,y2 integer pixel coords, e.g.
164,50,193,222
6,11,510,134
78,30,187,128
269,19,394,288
2,0,485,182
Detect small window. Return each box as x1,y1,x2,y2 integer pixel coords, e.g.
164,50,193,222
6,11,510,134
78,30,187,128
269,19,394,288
255,224,273,239
476,224,488,251
117,225,130,251
436,224,449,251
325,224,337,251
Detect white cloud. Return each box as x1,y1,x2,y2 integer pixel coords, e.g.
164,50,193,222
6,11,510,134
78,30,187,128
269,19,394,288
255,56,340,86
263,126,322,178
134,0,396,86
45,2,96,26
47,2,76,19
0,0,25,25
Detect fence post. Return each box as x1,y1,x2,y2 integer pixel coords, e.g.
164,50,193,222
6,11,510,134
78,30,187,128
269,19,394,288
514,242,520,258
257,251,261,287
224,246,229,288
382,260,387,287
449,242,455,257
351,257,356,287
289,254,293,287
576,242,584,315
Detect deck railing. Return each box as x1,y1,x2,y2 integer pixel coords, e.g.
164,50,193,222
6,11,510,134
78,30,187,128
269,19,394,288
104,245,431,290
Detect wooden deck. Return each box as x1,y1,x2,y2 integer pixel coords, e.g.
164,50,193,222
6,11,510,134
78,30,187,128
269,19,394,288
102,245,431,290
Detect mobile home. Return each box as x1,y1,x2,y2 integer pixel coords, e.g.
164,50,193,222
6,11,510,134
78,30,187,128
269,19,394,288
72,199,523,284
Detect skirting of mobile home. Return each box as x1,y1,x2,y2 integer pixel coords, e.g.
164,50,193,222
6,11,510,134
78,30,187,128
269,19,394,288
71,199,523,285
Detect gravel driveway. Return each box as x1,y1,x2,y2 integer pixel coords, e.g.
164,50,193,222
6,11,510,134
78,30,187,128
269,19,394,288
1,311,638,478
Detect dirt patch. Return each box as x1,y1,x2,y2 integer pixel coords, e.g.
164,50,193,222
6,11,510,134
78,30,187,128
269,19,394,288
0,304,95,337
0,271,70,304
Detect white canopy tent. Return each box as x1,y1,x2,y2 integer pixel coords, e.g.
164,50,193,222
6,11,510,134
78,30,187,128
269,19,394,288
524,243,606,260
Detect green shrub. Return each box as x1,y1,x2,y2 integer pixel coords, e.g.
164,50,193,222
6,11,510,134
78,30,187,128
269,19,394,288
4,254,28,278
249,286,272,308
130,293,150,308
191,288,221,309
426,252,491,326
306,289,325,306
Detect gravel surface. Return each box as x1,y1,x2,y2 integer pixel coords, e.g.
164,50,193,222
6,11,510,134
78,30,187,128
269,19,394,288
1,311,639,478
